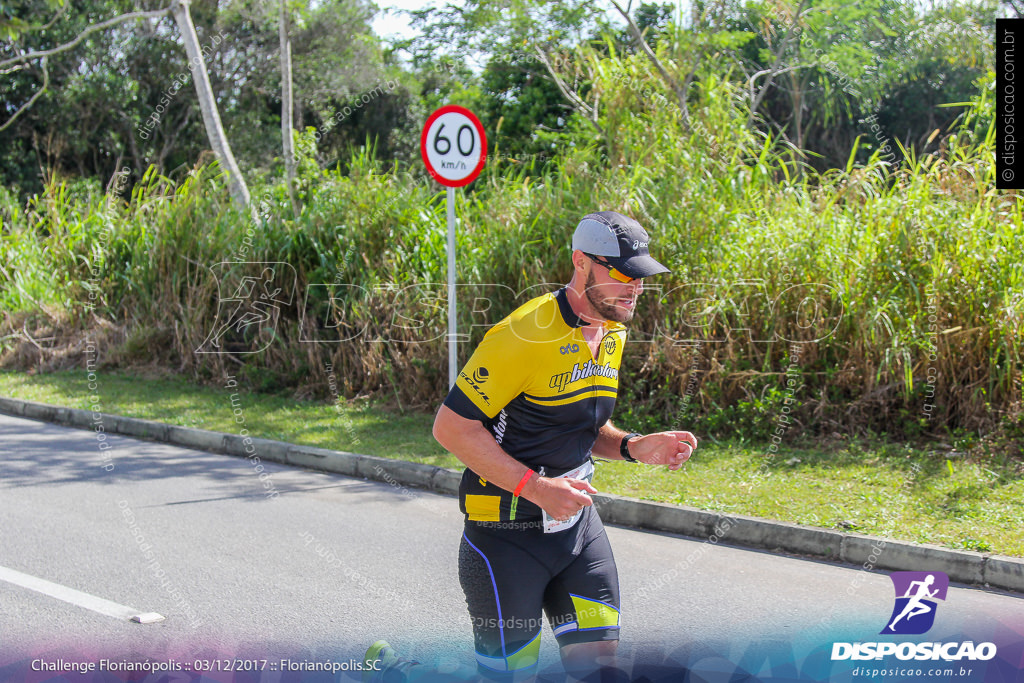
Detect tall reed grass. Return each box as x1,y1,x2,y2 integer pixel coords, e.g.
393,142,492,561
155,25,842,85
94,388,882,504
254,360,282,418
1,51,1019,441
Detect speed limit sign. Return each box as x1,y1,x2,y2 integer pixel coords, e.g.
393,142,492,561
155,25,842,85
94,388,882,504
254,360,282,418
421,105,487,187
422,105,487,388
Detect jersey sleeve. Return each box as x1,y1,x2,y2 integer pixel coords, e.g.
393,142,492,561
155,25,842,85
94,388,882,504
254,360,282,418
443,319,535,422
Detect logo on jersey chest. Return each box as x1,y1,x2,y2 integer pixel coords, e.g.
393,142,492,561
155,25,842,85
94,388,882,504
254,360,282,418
549,360,619,393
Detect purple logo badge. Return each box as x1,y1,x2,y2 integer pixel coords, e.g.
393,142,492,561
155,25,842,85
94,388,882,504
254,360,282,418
880,571,949,635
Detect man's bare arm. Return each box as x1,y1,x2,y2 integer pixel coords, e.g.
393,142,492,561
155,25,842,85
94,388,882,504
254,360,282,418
594,421,698,470
593,421,630,459
432,404,596,519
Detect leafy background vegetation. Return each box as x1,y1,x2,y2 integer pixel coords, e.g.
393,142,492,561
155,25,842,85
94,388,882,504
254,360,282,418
1,0,1020,451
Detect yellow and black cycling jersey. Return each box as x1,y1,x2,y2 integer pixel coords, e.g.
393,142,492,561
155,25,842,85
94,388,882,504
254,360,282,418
443,287,627,523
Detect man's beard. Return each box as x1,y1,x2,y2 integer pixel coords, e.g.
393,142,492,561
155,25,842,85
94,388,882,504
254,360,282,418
585,269,634,323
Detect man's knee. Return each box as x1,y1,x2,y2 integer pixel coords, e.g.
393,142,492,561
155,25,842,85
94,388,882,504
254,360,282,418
559,641,624,682
560,639,617,660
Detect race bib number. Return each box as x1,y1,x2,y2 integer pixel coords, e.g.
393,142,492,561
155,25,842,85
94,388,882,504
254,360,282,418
541,459,595,534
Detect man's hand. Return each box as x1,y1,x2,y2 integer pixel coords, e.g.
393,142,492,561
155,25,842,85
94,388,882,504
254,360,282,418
628,431,698,470
524,476,597,521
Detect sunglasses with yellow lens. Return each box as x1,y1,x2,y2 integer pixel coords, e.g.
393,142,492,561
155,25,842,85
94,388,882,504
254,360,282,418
586,255,635,283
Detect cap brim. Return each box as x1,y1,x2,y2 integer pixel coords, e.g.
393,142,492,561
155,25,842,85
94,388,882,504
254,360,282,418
615,254,671,278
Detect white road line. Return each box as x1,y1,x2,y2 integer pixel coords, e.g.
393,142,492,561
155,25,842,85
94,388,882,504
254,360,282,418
0,565,164,623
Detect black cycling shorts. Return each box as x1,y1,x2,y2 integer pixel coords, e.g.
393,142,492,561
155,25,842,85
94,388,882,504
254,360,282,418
458,506,620,678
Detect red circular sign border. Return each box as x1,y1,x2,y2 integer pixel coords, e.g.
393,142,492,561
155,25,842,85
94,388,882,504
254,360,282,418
420,105,488,188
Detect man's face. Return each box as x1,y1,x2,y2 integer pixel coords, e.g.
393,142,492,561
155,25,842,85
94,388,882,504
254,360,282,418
583,259,645,323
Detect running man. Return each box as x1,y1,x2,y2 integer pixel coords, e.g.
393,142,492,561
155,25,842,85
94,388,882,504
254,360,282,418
366,211,698,682
888,574,939,631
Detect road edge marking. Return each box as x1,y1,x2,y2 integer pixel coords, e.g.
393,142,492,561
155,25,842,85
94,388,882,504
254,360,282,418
0,565,165,623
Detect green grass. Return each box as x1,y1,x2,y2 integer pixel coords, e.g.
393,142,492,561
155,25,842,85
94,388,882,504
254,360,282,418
0,368,453,465
2,369,1021,557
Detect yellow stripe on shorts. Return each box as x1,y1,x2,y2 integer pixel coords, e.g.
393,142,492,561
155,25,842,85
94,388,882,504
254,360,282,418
465,494,501,522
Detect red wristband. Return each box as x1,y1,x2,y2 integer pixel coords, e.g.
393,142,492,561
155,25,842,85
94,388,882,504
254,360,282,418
513,470,535,497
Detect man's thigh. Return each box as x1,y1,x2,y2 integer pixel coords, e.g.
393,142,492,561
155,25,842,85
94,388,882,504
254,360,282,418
542,513,621,647
459,527,548,677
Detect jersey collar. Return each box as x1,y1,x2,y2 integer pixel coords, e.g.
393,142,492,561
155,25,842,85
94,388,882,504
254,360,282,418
555,288,588,328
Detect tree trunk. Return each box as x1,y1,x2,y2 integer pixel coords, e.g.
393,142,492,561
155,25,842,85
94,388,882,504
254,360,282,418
280,0,297,213
745,0,810,131
169,0,250,209
790,69,804,151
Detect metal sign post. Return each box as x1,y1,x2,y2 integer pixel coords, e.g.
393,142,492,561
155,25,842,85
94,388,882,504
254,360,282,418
420,105,488,388
446,185,457,388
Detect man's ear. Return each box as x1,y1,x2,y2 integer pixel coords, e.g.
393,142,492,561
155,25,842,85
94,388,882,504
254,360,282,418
571,249,589,274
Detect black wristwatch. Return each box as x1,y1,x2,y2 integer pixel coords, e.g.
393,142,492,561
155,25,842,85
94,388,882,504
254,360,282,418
620,433,641,463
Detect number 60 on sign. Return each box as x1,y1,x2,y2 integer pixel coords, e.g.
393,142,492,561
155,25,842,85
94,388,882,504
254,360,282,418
420,105,488,187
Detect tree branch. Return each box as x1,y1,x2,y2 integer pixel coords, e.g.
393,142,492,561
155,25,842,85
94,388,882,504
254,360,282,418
748,63,806,99
36,5,69,33
532,46,603,136
746,0,811,128
0,58,49,132
0,7,171,71
608,0,688,121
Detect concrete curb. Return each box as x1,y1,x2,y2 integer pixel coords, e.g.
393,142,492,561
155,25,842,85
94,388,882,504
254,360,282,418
2,396,1021,594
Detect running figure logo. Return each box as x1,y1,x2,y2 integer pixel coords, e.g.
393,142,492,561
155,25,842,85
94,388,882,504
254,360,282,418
196,262,295,354
880,571,949,635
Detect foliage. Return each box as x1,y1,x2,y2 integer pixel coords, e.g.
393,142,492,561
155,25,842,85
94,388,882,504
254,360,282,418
0,0,387,197
0,0,65,40
0,0,1003,186
711,0,995,170
0,0,1019,443
2,39,1019,443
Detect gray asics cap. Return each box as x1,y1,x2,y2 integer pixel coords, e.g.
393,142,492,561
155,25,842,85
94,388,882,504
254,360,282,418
571,211,670,278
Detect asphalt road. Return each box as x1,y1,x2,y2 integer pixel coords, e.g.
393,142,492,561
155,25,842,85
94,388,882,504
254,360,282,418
0,411,1021,682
